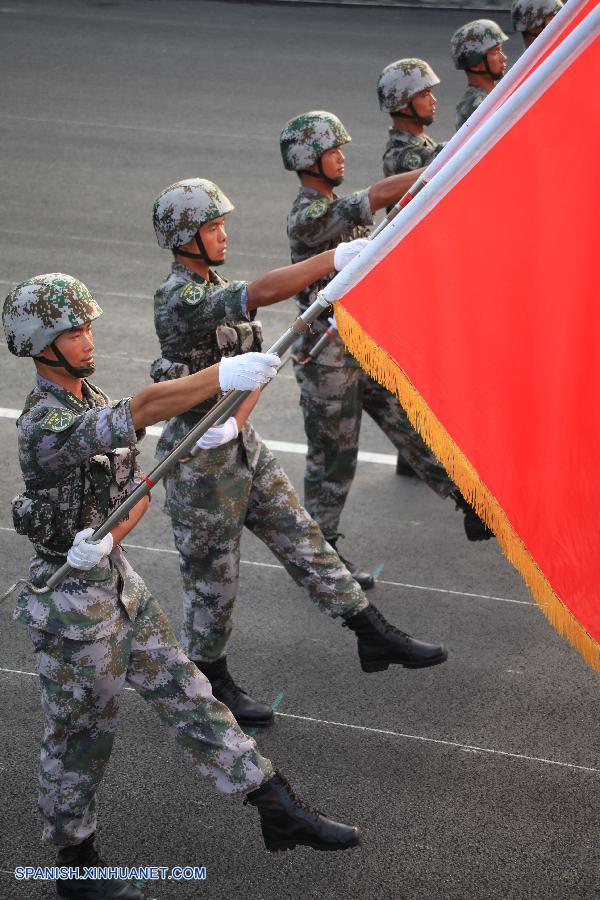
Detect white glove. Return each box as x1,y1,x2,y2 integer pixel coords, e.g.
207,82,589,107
327,315,338,332
333,238,369,271
67,528,114,571
196,416,239,450
219,352,281,392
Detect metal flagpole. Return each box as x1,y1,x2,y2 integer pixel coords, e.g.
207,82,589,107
371,0,592,240
322,5,599,306
37,293,332,593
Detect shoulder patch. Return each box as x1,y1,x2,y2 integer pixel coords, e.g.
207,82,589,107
399,148,424,171
41,408,76,432
472,95,485,110
305,198,329,219
181,282,206,306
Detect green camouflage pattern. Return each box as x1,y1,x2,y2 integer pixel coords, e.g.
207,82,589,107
31,594,272,846
294,363,457,540
287,185,373,368
287,185,458,538
3,274,102,357
152,262,367,661
160,427,367,661
280,111,351,171
152,262,259,422
14,376,272,845
12,375,148,638
377,58,440,114
451,19,509,70
511,0,563,32
456,84,489,130
383,130,445,177
153,179,234,249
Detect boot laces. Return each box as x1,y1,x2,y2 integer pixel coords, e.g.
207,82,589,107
370,604,410,639
276,772,325,817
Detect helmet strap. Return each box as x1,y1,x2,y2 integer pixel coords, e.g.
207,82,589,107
174,233,225,267
37,341,95,378
466,56,503,82
298,157,343,188
392,103,433,126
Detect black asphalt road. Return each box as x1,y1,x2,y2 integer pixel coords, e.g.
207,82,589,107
0,2,598,899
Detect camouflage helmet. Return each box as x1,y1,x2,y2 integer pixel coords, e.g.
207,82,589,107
3,273,102,358
377,58,441,113
451,20,509,70
280,111,351,171
511,0,562,33
153,178,234,249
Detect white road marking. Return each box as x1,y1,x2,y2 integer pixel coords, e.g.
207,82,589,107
0,667,595,775
0,408,397,465
0,528,526,606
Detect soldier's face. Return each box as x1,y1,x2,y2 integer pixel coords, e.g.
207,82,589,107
409,88,437,123
199,216,228,263
485,45,507,77
50,323,95,369
319,146,346,182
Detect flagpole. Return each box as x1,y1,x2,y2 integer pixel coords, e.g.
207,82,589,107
323,5,599,305
370,0,592,241
36,293,332,593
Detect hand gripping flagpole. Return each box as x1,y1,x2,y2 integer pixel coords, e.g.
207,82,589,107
29,293,333,593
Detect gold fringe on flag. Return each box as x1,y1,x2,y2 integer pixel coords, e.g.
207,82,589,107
335,302,600,674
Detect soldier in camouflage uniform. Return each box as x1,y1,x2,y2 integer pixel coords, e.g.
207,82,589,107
151,178,448,729
3,274,364,897
512,0,563,47
378,60,448,478
452,20,509,130
281,111,492,564
379,58,446,179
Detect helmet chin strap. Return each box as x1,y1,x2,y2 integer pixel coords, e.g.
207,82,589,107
37,341,96,378
393,103,434,126
298,157,344,188
466,56,503,82
174,233,225,266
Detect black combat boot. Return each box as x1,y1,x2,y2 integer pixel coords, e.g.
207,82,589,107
396,452,418,478
328,535,375,590
201,656,274,727
56,834,142,899
454,493,494,541
343,603,448,672
246,771,360,852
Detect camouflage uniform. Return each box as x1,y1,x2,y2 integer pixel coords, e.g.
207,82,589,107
383,131,444,177
451,20,509,130
287,187,457,540
11,372,272,846
152,262,367,663
455,85,489,130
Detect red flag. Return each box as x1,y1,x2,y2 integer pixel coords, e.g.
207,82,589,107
329,12,600,670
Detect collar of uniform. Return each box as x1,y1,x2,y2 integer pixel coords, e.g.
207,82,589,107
35,373,96,414
387,128,435,148
170,261,225,287
297,185,338,202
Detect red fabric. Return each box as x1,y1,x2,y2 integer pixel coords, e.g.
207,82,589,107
339,35,599,643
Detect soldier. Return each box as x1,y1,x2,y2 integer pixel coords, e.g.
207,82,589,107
151,178,448,729
3,274,365,898
281,110,493,566
452,20,509,130
377,58,447,478
512,0,563,47
379,58,446,179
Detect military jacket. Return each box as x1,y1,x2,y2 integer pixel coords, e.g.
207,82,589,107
382,129,445,177
456,85,488,131
287,186,373,367
152,262,263,458
12,374,149,639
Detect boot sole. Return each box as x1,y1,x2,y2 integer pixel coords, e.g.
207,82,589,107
237,715,274,727
361,651,448,672
264,834,361,852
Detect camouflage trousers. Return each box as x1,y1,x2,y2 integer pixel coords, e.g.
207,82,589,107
163,426,367,663
294,360,456,540
29,593,272,847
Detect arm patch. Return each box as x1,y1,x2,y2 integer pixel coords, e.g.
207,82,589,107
41,408,76,432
